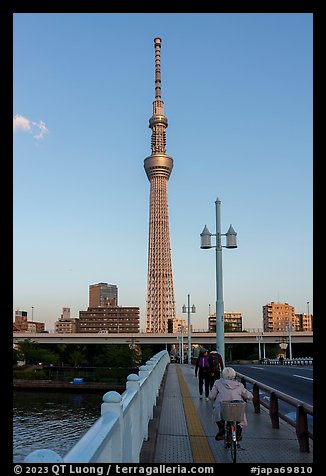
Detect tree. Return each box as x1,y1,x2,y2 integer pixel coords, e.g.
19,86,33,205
224,322,233,332
15,339,59,365
69,350,85,367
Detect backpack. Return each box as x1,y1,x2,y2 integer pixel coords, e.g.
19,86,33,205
210,352,221,372
199,356,210,368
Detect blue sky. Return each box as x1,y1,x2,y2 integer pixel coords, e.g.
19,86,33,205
13,13,313,331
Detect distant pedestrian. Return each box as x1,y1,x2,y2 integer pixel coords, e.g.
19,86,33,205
208,367,253,441
209,350,224,389
195,349,213,401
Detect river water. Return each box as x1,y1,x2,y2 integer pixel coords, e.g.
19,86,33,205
13,391,103,463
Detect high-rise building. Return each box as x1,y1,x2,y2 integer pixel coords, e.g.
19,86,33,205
144,37,176,333
263,302,295,332
89,283,118,307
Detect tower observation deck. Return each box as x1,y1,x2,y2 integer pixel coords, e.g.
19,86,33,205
144,38,176,333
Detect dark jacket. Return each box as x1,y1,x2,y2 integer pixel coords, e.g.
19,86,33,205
209,351,224,374
195,352,213,376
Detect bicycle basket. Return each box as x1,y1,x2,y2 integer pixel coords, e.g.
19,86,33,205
221,400,246,421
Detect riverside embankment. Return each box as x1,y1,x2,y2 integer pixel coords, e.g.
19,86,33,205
13,379,125,393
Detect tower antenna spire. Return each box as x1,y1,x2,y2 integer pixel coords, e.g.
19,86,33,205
154,37,162,99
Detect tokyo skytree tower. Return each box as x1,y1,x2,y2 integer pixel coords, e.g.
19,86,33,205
144,38,176,333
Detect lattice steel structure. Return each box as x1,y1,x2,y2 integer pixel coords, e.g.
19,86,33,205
144,38,176,333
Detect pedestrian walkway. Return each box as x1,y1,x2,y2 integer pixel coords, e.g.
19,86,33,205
140,363,314,464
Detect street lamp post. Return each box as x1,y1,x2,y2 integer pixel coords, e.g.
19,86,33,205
182,294,196,365
307,301,310,319
256,334,265,360
178,325,185,364
287,319,293,359
256,335,262,360
200,197,237,363
31,306,34,323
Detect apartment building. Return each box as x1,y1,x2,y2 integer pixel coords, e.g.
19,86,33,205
77,305,140,333
263,302,295,332
55,307,78,333
13,309,45,332
294,312,313,332
208,312,243,332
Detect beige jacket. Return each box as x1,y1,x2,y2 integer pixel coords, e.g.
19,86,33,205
208,378,253,426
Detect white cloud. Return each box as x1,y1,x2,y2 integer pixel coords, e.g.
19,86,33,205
13,114,31,133
32,120,49,140
13,114,49,140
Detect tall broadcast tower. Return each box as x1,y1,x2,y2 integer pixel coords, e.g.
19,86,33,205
144,38,176,333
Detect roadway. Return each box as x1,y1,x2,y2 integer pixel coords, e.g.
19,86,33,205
231,363,314,434
231,363,313,405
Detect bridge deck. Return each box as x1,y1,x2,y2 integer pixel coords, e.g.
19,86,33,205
12,331,313,345
140,363,314,464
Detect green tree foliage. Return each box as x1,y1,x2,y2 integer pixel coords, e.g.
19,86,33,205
140,344,164,364
64,345,88,366
224,322,233,332
16,339,59,365
55,344,68,365
68,350,85,367
13,346,25,364
91,345,133,367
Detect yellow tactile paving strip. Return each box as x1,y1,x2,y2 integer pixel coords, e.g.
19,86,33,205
176,366,216,463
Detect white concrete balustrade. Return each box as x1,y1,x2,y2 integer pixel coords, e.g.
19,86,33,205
24,350,170,463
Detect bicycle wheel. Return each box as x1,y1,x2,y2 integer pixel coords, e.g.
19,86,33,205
224,422,232,449
230,422,237,463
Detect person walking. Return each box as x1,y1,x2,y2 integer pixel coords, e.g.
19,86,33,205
195,349,213,401
209,350,224,389
208,367,253,441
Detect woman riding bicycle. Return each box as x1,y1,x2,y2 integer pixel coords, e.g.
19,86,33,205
208,367,253,441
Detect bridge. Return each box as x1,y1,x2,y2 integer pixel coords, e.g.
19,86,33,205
13,330,313,345
24,350,313,464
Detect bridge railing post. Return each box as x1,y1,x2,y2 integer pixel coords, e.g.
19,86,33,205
101,391,123,461
145,360,155,419
24,449,64,463
125,374,141,462
139,364,151,440
149,356,160,396
269,391,280,429
252,382,261,413
296,404,310,453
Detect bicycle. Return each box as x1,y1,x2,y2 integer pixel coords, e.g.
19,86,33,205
220,399,246,463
